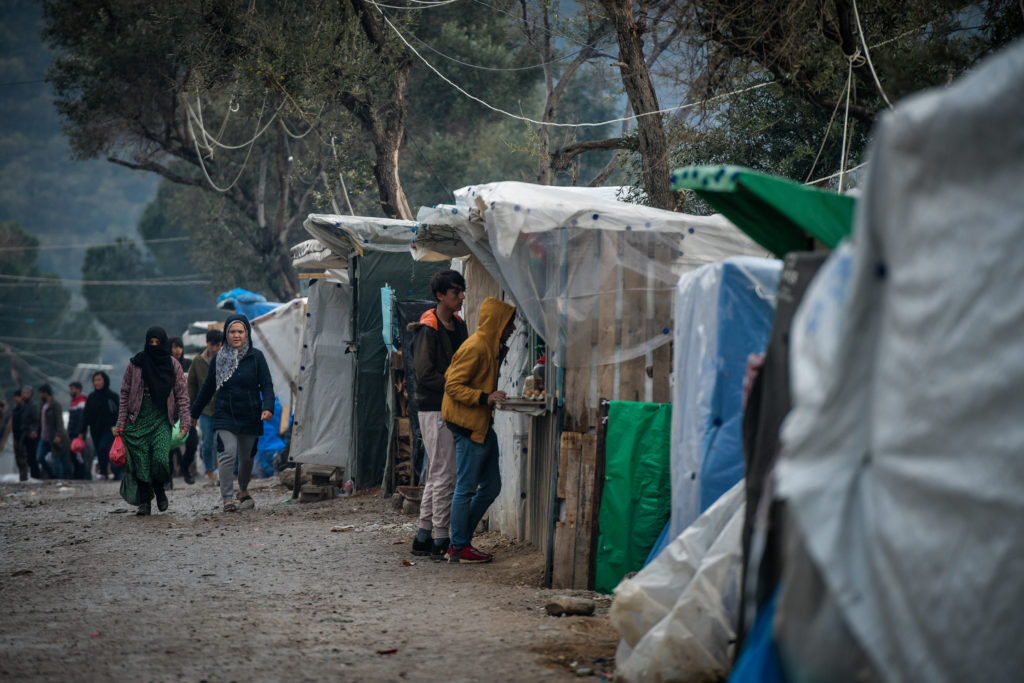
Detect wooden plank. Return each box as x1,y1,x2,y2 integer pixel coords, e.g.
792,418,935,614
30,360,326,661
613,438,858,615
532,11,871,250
573,433,599,589
619,233,647,403
597,231,620,410
551,522,574,589
462,255,501,334
651,239,673,403
298,272,330,279
552,432,583,589
589,399,610,589
562,433,582,527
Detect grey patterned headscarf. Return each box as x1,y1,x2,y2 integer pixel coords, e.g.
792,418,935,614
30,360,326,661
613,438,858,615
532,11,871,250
215,320,250,389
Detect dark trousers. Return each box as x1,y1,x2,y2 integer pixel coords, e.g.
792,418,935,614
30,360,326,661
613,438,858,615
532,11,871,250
14,437,30,481
93,432,120,479
21,435,41,479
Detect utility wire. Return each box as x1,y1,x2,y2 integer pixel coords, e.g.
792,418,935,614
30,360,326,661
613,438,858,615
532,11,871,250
378,7,774,128
852,0,893,107
0,236,189,252
0,273,209,287
391,13,586,72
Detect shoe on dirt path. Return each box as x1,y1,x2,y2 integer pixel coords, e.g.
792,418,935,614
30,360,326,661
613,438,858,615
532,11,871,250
239,495,255,510
446,545,493,564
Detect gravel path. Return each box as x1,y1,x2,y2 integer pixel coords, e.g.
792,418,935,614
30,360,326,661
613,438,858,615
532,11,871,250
0,478,616,682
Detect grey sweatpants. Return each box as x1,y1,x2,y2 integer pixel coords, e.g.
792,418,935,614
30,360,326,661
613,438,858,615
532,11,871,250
217,431,258,503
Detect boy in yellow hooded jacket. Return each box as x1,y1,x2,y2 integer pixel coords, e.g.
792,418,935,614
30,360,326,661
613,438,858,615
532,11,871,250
441,297,516,563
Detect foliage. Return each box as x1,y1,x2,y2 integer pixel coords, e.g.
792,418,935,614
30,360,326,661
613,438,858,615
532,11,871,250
659,0,1024,191
0,222,101,399
0,0,157,278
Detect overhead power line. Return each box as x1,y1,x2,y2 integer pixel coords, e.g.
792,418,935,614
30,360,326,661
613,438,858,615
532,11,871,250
0,273,210,287
0,236,190,252
377,7,774,128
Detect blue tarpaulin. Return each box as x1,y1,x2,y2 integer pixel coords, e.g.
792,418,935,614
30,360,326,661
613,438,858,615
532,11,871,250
217,287,282,322
669,257,781,541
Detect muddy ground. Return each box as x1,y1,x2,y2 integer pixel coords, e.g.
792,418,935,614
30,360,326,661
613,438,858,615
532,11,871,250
0,478,618,682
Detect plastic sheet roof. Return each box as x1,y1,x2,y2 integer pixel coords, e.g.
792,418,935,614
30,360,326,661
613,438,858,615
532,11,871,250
417,182,768,367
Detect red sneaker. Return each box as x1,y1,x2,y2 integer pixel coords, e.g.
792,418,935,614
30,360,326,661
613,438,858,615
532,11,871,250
445,545,493,564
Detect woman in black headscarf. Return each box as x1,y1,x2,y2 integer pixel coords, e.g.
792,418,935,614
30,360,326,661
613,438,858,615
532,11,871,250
191,314,274,512
115,327,191,515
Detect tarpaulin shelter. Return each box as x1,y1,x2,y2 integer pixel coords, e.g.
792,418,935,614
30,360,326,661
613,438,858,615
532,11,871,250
217,287,282,321
669,257,782,541
290,215,447,485
670,166,855,255
772,41,1024,682
416,182,768,588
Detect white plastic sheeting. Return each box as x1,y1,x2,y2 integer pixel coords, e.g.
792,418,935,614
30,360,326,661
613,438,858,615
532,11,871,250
289,280,356,471
249,298,306,416
304,214,421,260
290,238,348,270
670,257,781,540
777,41,1024,681
417,182,767,367
611,481,745,682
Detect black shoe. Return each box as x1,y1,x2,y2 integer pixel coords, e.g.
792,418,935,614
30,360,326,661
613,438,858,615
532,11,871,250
411,535,433,557
154,487,168,512
183,471,195,485
137,502,151,516
166,478,174,490
431,538,450,561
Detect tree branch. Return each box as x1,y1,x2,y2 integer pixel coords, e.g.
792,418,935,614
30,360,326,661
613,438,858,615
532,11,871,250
550,137,629,173
106,157,207,190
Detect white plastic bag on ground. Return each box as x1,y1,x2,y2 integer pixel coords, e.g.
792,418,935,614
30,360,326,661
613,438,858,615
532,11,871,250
611,481,745,682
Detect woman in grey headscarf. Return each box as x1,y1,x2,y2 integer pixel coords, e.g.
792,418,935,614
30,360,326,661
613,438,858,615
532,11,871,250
190,314,274,512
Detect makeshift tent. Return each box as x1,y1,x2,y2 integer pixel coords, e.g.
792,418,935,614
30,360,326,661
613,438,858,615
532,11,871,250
417,182,768,370
670,165,855,255
248,298,306,421
669,257,781,542
292,215,447,485
289,279,356,473
776,41,1024,682
416,182,769,589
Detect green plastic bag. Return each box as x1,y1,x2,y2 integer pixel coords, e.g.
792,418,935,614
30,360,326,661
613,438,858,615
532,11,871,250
169,419,188,448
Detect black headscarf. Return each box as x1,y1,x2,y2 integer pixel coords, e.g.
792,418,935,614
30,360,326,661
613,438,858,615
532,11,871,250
130,326,175,406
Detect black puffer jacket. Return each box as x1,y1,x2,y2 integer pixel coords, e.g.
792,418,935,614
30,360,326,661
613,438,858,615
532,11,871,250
190,314,275,435
408,307,468,412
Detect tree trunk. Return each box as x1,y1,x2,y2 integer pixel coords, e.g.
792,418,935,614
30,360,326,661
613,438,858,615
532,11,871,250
373,127,413,220
599,0,675,210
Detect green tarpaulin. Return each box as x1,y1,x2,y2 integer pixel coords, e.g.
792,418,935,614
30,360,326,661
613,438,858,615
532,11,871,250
354,252,447,486
670,165,855,257
595,401,673,594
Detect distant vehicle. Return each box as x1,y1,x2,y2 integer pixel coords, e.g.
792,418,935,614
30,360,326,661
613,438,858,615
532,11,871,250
69,363,115,388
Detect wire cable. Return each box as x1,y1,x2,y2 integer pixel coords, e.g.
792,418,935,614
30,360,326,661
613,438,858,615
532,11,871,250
0,273,210,287
0,236,189,252
378,7,773,128
394,15,586,72
851,0,893,107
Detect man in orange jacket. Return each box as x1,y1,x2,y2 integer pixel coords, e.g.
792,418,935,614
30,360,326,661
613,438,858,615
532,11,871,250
441,297,516,563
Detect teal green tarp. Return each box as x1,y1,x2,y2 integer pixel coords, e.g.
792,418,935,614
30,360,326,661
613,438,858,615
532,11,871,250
354,252,447,486
594,401,673,594
670,165,856,257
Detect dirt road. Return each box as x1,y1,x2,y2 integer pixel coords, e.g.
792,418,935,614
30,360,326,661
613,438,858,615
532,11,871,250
0,478,617,682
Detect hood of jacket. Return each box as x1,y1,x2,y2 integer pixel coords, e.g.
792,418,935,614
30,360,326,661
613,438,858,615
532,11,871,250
476,297,516,356
222,313,256,357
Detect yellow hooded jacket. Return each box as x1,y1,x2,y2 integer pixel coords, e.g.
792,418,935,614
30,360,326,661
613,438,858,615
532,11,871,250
442,297,516,444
